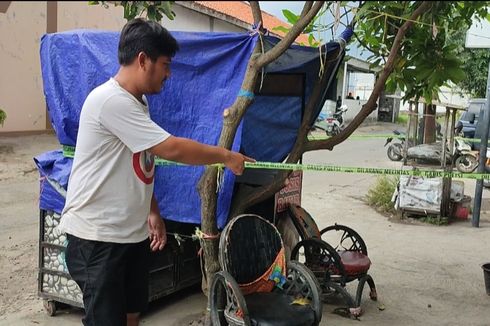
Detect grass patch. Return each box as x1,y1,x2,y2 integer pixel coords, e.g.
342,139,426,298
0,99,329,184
419,215,449,225
396,112,409,125
366,175,399,214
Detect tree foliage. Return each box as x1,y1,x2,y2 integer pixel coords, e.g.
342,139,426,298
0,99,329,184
279,2,489,103
438,25,490,99
354,2,489,103
459,48,490,98
89,1,175,21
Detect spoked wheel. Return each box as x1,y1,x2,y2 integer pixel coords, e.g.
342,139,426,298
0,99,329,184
285,261,323,325
320,224,368,256
210,271,250,326
290,239,349,300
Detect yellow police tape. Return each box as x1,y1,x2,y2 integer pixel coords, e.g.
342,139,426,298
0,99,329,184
62,145,490,180
307,134,482,142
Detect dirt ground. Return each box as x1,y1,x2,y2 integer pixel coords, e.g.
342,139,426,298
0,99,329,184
1,123,490,325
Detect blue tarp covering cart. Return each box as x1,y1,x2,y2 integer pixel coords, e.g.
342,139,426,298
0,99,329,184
36,27,351,316
37,29,349,228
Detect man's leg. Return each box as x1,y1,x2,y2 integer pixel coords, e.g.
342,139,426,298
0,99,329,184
66,234,128,326
125,238,150,326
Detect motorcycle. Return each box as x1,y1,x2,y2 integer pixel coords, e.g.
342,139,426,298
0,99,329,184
384,130,406,161
384,128,473,167
325,105,348,136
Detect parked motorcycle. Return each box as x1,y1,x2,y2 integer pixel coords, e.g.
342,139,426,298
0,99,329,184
325,105,348,136
384,130,406,161
452,121,479,173
385,128,475,168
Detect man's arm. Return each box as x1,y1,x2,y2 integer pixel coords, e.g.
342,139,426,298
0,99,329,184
149,136,254,175
148,193,166,251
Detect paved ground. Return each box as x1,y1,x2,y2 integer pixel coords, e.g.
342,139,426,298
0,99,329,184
1,123,490,325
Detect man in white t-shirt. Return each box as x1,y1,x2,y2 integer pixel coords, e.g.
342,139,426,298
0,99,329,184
58,18,254,326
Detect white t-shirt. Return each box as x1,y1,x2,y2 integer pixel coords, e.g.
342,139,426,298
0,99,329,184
58,78,170,243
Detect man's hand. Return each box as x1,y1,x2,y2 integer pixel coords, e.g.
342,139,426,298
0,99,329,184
148,213,167,251
224,151,255,175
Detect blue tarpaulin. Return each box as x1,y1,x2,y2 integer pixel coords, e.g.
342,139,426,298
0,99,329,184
34,150,72,214
37,29,347,227
241,36,341,162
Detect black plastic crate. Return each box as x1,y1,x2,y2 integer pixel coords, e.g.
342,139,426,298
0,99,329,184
38,210,202,316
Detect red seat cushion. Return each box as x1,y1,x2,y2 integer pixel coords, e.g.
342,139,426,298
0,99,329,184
338,250,371,275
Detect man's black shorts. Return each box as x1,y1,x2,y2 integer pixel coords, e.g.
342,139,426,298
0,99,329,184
65,234,150,326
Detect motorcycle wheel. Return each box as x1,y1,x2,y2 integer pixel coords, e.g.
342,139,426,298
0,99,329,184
387,143,403,161
455,155,478,173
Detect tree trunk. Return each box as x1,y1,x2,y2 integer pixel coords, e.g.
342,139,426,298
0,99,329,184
196,2,326,323
196,1,432,324
423,103,437,144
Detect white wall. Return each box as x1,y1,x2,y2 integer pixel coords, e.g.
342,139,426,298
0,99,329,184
343,98,378,122
0,1,47,132
57,2,125,32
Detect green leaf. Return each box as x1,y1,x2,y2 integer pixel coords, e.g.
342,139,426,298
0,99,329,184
385,77,397,93
414,66,434,81
272,26,290,34
147,5,157,21
445,66,466,83
308,34,315,45
282,9,299,24
161,1,175,20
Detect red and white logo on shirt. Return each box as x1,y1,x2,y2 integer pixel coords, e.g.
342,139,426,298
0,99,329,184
132,151,155,184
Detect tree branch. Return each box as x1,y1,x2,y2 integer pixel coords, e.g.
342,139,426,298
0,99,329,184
300,1,314,18
353,31,382,59
229,47,344,216
256,1,325,68
305,1,432,152
249,1,263,27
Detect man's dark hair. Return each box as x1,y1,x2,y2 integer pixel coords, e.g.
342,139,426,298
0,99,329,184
118,18,179,65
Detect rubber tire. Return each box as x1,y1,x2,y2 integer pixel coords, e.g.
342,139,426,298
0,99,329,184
455,155,478,173
43,300,56,317
387,143,403,161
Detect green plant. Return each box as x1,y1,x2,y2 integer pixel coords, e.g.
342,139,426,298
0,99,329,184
89,1,175,21
396,112,409,125
419,215,449,225
0,109,6,126
366,175,399,214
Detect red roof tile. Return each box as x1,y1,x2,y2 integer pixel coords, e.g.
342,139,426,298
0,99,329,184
194,1,310,44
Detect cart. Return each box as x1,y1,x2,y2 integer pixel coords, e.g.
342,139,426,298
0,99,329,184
38,209,202,316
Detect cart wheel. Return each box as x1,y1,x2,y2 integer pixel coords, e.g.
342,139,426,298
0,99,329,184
43,300,57,316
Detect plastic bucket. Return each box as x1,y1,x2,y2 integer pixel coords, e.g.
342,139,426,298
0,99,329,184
482,263,490,295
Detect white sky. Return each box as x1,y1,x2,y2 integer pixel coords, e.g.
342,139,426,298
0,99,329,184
259,1,305,22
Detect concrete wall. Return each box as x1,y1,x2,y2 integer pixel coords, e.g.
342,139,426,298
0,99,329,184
57,2,125,32
165,5,243,33
0,2,246,133
0,1,47,132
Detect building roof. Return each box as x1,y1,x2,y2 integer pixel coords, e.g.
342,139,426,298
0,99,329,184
189,1,309,44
